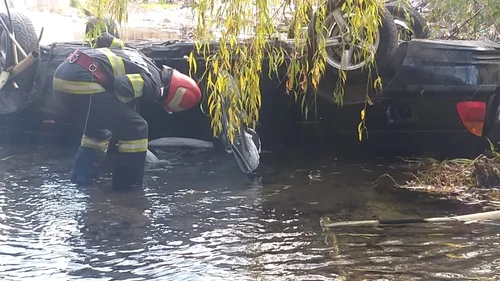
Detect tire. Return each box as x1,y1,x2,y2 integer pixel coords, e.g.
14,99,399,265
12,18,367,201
0,12,40,92
307,0,399,80
384,1,430,40
85,17,121,39
0,12,39,70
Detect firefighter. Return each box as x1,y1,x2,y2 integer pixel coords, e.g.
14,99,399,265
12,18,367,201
53,32,202,190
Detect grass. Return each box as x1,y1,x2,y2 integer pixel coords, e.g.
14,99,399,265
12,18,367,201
406,155,500,190
375,153,500,210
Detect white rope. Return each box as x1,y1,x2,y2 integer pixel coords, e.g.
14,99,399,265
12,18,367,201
82,46,96,139
321,210,500,228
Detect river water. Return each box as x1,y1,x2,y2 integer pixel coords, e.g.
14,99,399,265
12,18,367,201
0,143,499,281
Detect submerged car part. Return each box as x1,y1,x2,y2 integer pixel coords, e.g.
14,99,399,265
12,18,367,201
218,72,262,175
145,149,159,163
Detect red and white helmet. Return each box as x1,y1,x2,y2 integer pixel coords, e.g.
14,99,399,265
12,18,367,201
161,66,202,112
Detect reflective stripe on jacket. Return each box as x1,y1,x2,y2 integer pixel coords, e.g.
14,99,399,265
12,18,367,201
72,32,163,103
53,58,107,95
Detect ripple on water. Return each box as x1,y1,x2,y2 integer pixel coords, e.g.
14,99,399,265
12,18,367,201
0,172,90,276
1,146,500,280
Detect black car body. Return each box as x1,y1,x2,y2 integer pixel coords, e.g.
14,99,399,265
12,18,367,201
0,37,499,159
308,39,500,157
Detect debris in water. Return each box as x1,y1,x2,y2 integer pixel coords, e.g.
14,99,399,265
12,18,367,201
308,170,322,181
146,150,160,163
1,154,16,161
408,155,500,189
377,154,500,210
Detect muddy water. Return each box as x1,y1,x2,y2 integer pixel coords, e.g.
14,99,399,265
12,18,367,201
0,144,499,281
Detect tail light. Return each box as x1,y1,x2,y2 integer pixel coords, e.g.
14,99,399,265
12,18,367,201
456,101,487,137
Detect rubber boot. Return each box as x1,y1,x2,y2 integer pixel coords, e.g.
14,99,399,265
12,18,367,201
111,152,146,191
70,146,107,186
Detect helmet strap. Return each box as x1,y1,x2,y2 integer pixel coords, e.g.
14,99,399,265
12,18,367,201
160,65,174,101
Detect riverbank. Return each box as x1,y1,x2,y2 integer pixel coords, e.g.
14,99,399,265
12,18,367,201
6,0,301,44
5,1,198,45
376,154,500,211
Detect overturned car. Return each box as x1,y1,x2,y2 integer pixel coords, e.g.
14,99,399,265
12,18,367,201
0,2,499,162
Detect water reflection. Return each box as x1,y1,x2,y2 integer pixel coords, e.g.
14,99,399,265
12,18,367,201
0,171,88,279
321,222,500,280
0,144,499,280
72,186,151,280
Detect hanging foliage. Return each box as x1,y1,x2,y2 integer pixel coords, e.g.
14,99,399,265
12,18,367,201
188,0,392,143
81,0,128,47
82,0,408,143
425,0,500,41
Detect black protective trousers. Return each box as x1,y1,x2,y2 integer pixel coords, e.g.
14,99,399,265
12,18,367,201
53,60,149,190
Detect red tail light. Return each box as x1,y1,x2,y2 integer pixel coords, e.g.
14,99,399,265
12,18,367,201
456,101,487,137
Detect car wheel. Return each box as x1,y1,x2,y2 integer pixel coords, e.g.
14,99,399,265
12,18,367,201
306,0,398,104
0,12,40,91
384,1,430,41
85,17,121,39
0,12,39,70
307,0,398,79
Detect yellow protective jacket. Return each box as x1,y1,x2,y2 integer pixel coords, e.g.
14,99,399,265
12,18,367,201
54,32,164,104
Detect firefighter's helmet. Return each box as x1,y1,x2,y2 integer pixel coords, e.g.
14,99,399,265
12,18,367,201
160,65,201,113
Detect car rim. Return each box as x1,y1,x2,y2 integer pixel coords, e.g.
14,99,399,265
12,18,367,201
323,8,381,71
393,17,414,42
